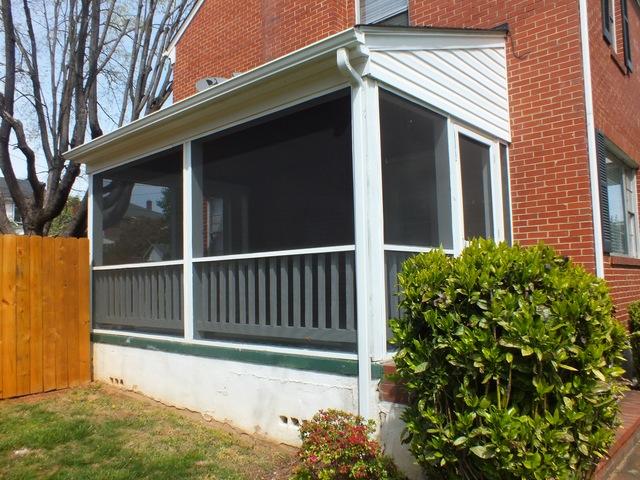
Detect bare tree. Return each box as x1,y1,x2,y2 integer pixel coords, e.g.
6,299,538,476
0,0,195,236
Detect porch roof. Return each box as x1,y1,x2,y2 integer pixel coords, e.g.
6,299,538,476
67,25,509,171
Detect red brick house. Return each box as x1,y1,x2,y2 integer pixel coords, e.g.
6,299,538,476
67,1,640,476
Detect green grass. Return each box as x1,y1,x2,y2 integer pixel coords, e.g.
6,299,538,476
0,384,295,480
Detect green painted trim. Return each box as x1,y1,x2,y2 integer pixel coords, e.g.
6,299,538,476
92,333,384,379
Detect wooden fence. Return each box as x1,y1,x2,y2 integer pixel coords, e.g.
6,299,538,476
0,235,90,400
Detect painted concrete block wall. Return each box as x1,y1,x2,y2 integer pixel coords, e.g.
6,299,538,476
93,343,359,445
172,0,355,101
588,0,640,324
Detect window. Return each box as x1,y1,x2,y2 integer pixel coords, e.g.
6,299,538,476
361,0,408,25
621,0,633,71
191,91,354,258
379,90,452,249
606,155,638,256
12,204,22,224
460,135,494,240
92,147,183,266
603,0,616,48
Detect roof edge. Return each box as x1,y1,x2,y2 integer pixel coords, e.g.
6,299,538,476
67,28,363,164
164,0,206,61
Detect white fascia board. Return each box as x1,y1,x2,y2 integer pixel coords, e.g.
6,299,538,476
66,28,364,165
359,26,507,51
163,0,206,63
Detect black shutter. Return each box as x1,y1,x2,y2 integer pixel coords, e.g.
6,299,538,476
603,0,613,44
622,0,633,71
596,130,612,254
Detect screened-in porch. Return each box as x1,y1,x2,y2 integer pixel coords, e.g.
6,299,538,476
80,26,511,361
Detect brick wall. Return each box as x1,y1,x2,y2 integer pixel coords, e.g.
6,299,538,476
410,0,596,271
589,0,640,323
173,0,355,101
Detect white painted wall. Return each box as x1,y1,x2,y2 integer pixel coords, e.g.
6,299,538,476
93,343,359,445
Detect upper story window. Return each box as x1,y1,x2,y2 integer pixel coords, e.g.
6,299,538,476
361,0,408,25
602,0,633,71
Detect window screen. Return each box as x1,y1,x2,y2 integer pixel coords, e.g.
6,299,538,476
460,135,493,240
192,91,354,257
379,90,452,249
92,147,183,266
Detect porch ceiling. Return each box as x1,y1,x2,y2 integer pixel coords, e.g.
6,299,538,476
66,25,508,172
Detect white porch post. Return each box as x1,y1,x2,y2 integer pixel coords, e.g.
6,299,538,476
350,71,386,418
183,141,194,340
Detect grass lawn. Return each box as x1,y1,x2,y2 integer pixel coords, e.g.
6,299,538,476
0,384,296,480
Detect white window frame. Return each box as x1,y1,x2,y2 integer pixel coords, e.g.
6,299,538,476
607,152,639,257
606,0,618,52
452,123,506,250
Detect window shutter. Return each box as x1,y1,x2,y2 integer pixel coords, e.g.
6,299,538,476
361,0,408,24
596,130,612,254
622,0,633,71
602,0,612,44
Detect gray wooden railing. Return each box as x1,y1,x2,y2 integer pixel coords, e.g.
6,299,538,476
385,249,420,345
93,264,183,335
194,248,357,349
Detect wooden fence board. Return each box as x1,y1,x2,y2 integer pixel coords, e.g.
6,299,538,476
0,235,90,400
77,239,91,383
15,236,30,395
29,236,43,393
54,237,68,390
2,236,17,399
41,237,56,392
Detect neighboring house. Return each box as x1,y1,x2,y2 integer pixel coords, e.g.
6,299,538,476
65,1,640,476
0,178,31,234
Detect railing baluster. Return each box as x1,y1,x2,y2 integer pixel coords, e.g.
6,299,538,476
220,262,227,323
346,253,355,332
210,263,218,324
280,256,288,327
258,258,266,326
248,260,256,325
239,261,247,325
304,255,313,329
330,253,339,330
269,257,277,326
228,261,236,324
317,254,326,330
292,256,301,329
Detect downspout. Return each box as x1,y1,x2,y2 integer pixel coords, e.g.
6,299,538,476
337,46,370,419
354,0,361,24
579,0,605,278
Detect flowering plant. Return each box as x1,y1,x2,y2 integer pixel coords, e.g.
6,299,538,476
292,409,405,480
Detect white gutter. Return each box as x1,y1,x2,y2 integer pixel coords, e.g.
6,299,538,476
66,28,362,164
578,0,605,278
337,47,370,419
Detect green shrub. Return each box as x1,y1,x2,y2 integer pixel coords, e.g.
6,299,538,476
629,301,640,385
390,239,628,480
292,409,405,480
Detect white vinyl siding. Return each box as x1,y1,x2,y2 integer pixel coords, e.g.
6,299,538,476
368,45,510,142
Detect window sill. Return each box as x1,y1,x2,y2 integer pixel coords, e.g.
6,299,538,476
610,50,630,75
606,254,640,268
